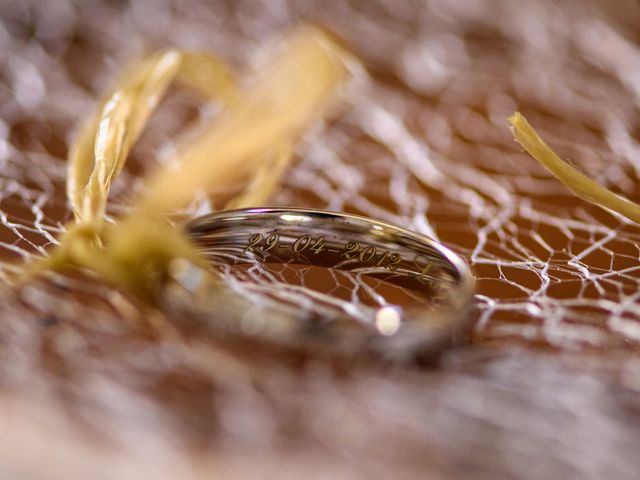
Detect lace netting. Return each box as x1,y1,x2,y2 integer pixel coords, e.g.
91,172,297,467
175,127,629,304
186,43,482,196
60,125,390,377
2,1,640,479
3,0,640,347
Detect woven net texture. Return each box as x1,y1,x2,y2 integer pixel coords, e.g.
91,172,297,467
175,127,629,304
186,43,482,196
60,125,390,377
2,0,640,479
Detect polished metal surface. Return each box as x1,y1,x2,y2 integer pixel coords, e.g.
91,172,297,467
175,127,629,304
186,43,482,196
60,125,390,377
186,207,475,361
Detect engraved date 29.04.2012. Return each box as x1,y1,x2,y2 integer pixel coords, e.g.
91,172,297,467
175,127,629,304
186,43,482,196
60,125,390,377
244,232,402,271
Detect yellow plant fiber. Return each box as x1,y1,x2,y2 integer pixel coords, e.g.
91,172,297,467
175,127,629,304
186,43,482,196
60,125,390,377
509,112,640,225
26,26,348,301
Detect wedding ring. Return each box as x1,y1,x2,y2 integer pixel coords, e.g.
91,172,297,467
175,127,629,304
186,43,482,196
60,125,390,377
185,207,474,362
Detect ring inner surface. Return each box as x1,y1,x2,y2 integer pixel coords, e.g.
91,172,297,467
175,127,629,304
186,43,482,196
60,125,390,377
186,210,467,333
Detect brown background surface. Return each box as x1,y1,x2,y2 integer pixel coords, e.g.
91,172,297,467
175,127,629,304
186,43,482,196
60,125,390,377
1,0,640,478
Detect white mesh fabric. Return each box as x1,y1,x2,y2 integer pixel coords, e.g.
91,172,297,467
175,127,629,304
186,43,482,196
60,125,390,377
2,0,640,347
2,1,640,479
